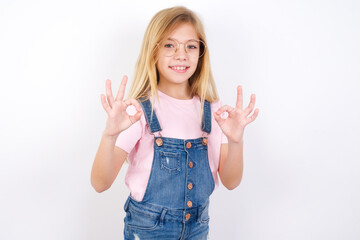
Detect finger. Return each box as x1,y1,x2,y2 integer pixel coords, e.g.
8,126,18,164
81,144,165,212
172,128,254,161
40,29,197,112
124,98,143,112
129,109,143,124
100,94,110,114
235,85,243,110
115,75,128,101
215,105,234,115
106,79,115,108
246,108,259,125
213,112,226,126
244,94,256,116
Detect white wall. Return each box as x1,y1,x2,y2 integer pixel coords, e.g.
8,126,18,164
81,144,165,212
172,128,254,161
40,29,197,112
1,0,359,239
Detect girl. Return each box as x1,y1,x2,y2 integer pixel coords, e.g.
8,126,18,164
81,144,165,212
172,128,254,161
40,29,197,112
91,6,259,240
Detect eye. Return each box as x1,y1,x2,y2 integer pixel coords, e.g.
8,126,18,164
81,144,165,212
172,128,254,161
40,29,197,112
187,44,198,49
164,43,175,48
186,40,200,50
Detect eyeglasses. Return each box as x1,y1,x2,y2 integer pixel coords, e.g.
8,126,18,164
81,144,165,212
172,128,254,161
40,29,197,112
156,38,206,58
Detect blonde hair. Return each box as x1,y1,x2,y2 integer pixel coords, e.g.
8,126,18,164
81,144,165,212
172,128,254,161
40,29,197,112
126,6,219,121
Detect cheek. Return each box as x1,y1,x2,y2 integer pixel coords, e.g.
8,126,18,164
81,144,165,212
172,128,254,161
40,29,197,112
192,58,199,68
191,60,199,72
189,67,197,76
156,58,168,70
156,61,169,78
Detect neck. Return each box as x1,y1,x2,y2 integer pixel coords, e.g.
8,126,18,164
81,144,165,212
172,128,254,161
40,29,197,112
157,82,193,100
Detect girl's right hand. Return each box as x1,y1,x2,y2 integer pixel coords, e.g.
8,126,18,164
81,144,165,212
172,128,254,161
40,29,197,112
100,75,143,137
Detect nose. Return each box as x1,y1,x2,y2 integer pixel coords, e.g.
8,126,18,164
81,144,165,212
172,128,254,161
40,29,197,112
174,43,188,60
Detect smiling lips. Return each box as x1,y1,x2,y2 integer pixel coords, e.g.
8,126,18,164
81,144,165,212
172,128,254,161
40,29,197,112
169,65,190,73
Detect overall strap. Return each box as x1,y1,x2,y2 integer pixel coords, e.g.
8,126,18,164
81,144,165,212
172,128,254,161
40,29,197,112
201,100,212,134
138,97,162,133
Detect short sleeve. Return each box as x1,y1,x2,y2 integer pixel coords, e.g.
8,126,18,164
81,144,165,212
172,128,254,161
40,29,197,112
115,115,144,153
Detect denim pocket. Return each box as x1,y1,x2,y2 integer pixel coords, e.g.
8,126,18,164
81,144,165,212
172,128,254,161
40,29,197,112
200,204,210,224
160,151,181,174
125,209,160,231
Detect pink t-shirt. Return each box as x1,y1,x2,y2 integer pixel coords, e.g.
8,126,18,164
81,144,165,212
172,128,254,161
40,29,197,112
115,89,228,201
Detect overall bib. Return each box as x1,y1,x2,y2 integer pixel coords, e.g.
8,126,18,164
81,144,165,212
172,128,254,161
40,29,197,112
123,98,215,240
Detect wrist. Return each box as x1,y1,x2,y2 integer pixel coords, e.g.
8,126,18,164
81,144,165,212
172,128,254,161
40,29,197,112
102,130,120,141
228,136,244,144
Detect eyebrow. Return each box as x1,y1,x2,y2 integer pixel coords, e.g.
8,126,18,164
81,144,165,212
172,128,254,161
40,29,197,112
167,37,199,41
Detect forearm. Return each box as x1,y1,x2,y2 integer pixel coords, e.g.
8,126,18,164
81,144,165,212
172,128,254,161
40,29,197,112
219,139,244,190
91,131,119,192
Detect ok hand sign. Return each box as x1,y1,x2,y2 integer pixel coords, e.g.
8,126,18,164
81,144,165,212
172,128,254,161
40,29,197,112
100,75,143,137
214,86,259,143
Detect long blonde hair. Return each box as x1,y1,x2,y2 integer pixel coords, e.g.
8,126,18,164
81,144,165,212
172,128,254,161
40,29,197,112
126,6,219,122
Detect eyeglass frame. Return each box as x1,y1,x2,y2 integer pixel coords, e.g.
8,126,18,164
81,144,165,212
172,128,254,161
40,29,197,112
155,38,207,58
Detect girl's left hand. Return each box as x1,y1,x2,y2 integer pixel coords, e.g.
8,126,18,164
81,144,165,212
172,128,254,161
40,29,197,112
214,85,259,143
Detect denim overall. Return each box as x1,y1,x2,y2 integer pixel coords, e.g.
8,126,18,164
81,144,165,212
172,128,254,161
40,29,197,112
123,97,214,240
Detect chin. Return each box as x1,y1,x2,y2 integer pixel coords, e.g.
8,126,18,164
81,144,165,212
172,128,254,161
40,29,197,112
168,72,195,81
171,76,192,83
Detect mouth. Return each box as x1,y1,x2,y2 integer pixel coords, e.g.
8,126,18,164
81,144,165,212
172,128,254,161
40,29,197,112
169,65,190,73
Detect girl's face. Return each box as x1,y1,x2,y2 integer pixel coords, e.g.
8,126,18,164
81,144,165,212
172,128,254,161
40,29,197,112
156,23,200,90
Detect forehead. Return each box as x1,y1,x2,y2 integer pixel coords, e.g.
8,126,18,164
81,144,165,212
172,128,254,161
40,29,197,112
166,23,199,41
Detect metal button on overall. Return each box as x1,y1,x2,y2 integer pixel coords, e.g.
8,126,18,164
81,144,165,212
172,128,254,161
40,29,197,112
186,142,191,148
155,138,163,146
188,161,193,168
188,183,193,190
185,213,191,220
187,200,193,207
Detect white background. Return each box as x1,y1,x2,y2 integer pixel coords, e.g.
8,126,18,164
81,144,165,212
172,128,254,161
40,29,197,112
1,0,359,239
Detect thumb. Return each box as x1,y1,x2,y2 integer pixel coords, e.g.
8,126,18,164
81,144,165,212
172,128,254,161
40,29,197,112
131,109,143,123
214,112,225,126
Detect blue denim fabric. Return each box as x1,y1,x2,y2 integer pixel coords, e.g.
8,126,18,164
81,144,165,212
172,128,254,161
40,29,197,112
123,98,213,240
